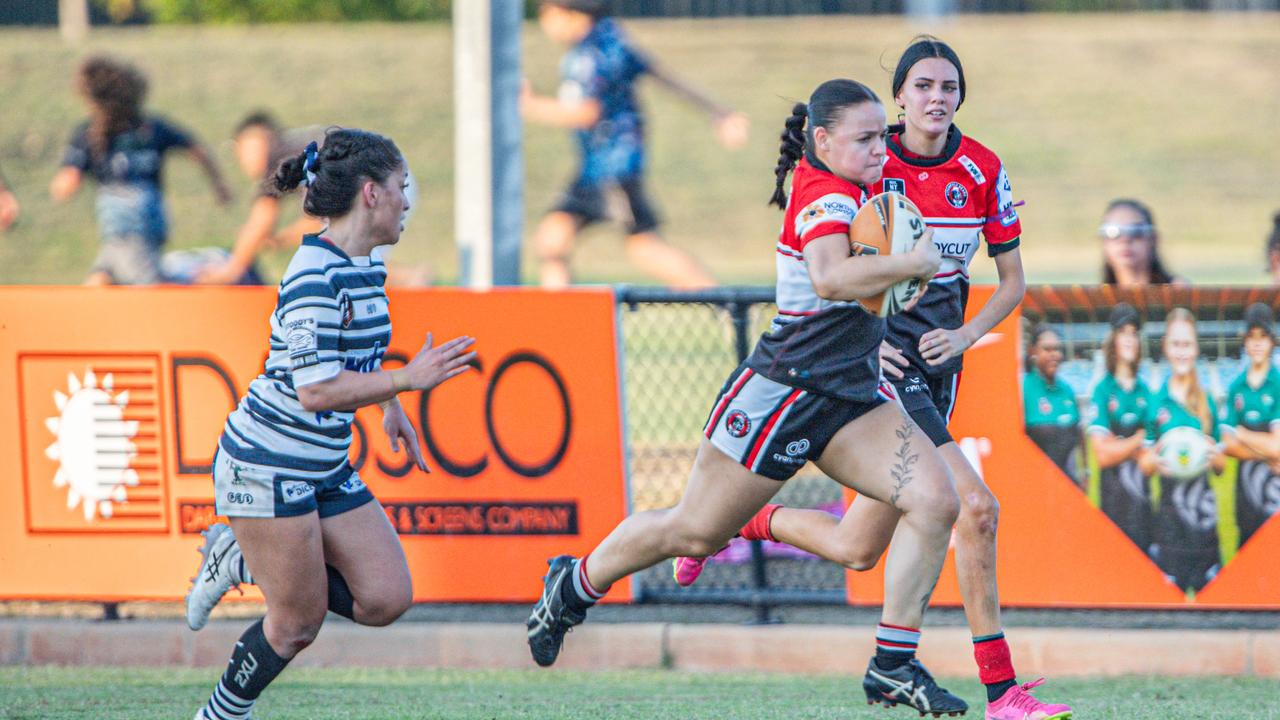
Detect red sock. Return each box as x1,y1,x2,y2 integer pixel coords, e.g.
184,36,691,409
740,504,781,542
973,632,1016,685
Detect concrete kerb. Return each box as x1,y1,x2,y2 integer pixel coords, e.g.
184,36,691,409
1,619,1277,678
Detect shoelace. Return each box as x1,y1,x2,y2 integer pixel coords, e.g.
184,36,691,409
1005,678,1049,711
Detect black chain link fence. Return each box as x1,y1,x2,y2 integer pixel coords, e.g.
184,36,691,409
615,287,848,620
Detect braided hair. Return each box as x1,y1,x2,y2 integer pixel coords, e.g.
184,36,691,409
768,79,880,209
272,127,402,218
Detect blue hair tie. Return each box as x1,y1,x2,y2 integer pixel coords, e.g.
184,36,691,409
302,141,319,187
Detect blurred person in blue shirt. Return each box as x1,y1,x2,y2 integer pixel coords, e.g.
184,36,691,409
522,0,749,289
50,55,231,285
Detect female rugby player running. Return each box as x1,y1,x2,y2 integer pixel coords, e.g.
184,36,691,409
186,129,475,720
528,78,970,717
676,37,1071,719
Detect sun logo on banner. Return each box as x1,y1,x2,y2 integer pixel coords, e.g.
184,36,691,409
43,370,139,521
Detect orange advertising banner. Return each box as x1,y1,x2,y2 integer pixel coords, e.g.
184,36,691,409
846,286,1280,609
0,287,630,603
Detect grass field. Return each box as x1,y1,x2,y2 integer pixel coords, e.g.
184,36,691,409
2,667,1279,719
2,14,1280,286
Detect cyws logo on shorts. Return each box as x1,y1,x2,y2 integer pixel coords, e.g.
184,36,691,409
784,439,810,456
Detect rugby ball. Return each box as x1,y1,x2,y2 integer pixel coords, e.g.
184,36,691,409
1157,426,1213,481
849,192,929,317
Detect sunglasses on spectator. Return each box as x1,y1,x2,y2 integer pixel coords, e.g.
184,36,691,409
1098,223,1154,240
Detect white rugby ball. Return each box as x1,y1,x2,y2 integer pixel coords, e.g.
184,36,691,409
1157,426,1213,481
849,192,929,317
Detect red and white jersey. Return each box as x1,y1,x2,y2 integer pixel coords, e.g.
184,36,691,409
744,156,883,402
775,156,867,318
873,127,1021,376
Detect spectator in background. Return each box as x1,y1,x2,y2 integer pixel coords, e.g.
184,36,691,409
1023,323,1085,486
192,112,324,285
1265,212,1280,284
1099,198,1185,288
49,55,231,285
522,0,749,289
1220,302,1280,548
190,112,429,286
1087,303,1154,552
1138,308,1224,593
0,164,18,231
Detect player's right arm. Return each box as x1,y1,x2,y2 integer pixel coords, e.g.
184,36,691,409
294,333,477,413
803,228,940,302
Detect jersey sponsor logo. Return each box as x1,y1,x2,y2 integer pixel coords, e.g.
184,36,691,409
945,181,968,209
1109,396,1120,414
1038,397,1052,416
935,241,975,259
344,341,383,373
1237,395,1245,411
285,318,319,369
957,155,986,185
1157,408,1171,427
281,480,315,504
338,289,354,329
883,178,906,195
725,410,751,438
822,199,855,218
995,168,1018,227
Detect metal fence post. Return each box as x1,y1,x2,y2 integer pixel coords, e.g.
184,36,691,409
728,301,776,625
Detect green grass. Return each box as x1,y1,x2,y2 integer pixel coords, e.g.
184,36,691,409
2,14,1280,286
1,667,1278,719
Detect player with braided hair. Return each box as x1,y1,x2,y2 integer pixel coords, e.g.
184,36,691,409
528,78,970,717
676,37,1072,719
186,127,475,720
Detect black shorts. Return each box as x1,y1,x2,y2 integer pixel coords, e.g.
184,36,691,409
552,176,660,235
890,369,960,447
703,364,889,481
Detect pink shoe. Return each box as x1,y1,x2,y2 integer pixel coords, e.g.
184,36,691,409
985,678,1072,720
672,555,709,587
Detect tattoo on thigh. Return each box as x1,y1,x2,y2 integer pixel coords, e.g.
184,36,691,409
889,422,919,510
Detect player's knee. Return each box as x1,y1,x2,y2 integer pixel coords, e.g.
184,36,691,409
959,487,1000,540
356,584,412,627
270,608,326,656
659,516,727,558
835,546,882,572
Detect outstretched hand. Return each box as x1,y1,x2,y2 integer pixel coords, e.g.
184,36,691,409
402,333,477,392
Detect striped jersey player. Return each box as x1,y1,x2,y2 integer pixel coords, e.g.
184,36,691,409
215,235,390,519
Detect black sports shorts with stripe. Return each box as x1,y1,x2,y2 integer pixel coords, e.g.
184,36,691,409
888,367,960,448
703,363,888,481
